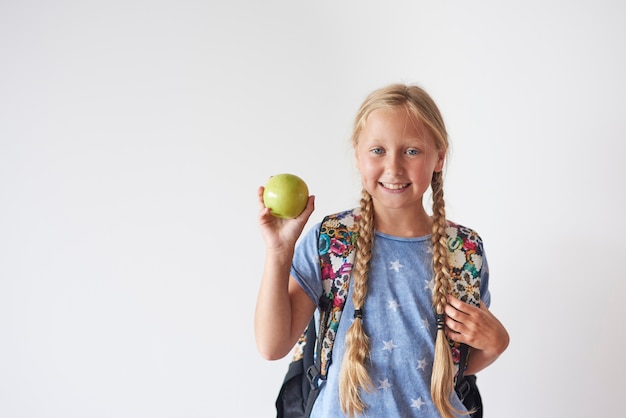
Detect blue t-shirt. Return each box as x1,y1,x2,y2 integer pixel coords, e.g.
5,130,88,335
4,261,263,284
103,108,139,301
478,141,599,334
291,221,490,418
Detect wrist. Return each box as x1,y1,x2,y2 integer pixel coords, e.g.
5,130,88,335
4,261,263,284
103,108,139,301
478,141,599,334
265,246,295,263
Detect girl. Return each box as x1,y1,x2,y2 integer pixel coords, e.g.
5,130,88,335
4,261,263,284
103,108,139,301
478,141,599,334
255,83,509,418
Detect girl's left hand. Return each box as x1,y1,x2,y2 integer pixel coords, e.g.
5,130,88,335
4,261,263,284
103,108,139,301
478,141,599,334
443,295,510,373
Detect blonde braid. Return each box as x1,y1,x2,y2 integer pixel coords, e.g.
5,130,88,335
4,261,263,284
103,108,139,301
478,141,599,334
338,190,375,417
430,171,465,418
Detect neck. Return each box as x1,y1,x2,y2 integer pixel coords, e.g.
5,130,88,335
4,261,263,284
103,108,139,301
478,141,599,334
373,206,433,237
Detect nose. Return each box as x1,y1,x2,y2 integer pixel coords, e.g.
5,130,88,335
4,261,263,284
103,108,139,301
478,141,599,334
385,154,403,176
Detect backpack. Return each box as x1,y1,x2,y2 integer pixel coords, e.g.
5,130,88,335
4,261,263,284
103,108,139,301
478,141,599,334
275,209,484,417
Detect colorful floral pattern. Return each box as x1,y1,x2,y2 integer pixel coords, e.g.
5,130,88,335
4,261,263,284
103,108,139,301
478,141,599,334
317,209,360,376
446,221,483,380
446,222,483,306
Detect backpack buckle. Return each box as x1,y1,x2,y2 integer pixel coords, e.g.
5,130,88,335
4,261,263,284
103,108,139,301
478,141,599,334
455,377,471,401
306,364,321,390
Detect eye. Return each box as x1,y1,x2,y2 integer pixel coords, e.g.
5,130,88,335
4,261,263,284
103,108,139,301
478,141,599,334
370,147,384,155
406,149,420,156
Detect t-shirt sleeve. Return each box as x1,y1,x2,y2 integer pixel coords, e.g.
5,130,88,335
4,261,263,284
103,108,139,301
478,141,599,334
480,245,491,308
290,222,323,305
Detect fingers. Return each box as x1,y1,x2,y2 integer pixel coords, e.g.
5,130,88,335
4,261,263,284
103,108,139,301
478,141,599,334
444,297,509,354
443,296,481,344
258,186,267,209
444,296,471,323
296,195,315,219
446,295,482,314
257,186,275,224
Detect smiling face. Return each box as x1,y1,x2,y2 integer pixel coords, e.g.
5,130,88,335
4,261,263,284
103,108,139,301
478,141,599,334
355,106,445,216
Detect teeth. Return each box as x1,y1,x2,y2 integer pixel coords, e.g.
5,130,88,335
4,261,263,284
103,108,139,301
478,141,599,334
382,183,408,190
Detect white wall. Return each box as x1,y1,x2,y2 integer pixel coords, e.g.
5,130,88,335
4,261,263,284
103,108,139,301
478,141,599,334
1,1,625,417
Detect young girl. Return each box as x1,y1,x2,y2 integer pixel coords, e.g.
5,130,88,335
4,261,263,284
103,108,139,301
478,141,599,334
255,83,509,418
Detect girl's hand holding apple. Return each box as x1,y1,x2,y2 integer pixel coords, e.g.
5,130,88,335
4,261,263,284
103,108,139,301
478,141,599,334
258,173,314,251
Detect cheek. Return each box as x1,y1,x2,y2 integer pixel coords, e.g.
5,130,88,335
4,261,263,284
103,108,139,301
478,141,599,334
357,160,382,186
412,163,437,187
428,160,440,176
422,155,444,177
418,167,434,186
355,154,369,172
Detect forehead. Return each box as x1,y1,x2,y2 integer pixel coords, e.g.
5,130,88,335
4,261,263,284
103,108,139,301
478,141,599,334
359,107,431,142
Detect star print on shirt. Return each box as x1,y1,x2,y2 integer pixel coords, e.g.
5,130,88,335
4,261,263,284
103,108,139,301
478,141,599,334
421,318,430,330
425,277,434,293
389,260,403,272
417,358,428,371
411,397,426,409
378,378,392,390
382,340,398,352
387,299,400,312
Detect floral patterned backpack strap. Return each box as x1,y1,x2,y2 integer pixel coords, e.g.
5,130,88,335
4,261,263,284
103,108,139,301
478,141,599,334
316,208,360,379
446,221,484,385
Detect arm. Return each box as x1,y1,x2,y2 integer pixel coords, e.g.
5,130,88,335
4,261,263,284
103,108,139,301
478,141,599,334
443,295,509,375
254,186,317,360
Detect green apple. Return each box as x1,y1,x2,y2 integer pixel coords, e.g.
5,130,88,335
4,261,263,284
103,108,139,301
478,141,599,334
263,173,309,219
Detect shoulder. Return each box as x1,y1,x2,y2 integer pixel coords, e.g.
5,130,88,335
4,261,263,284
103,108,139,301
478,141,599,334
446,221,486,305
300,208,360,246
322,208,360,223
320,208,360,231
445,220,485,255
318,209,360,256
446,220,483,244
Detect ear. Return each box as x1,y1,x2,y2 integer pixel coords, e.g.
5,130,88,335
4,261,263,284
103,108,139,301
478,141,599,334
434,149,446,173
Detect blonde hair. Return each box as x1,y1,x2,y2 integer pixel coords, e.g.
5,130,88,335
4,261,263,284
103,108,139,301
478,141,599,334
339,84,462,417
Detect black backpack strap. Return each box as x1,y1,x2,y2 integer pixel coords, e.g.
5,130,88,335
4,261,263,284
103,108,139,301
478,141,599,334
454,344,471,398
300,295,332,416
304,295,332,391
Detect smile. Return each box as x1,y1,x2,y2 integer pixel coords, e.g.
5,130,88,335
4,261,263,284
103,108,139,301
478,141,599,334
380,182,410,190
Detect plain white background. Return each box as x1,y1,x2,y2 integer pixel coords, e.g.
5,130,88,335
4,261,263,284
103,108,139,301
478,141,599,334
1,1,625,417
